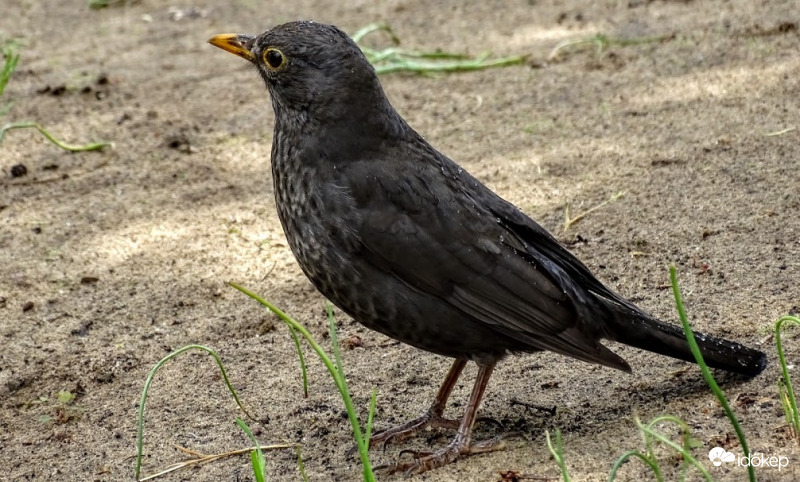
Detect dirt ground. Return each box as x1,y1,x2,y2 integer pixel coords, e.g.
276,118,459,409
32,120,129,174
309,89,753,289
1,0,798,481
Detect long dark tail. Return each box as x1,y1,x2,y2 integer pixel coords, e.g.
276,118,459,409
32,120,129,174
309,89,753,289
604,303,767,377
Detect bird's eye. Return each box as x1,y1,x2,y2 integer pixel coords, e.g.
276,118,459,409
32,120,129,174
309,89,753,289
263,48,287,70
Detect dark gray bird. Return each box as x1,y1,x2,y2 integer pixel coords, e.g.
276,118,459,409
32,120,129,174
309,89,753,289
209,21,767,474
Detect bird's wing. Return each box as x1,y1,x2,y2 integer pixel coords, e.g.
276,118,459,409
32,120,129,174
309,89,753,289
348,157,630,370
483,185,648,318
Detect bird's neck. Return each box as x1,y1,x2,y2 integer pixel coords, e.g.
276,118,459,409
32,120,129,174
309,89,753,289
272,92,410,168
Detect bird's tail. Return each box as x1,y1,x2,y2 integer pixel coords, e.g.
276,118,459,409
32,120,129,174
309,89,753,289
603,300,767,377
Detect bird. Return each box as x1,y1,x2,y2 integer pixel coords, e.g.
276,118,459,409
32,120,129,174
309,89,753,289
209,21,767,475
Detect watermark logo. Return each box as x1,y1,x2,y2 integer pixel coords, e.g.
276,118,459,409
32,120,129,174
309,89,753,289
708,447,789,471
708,447,735,466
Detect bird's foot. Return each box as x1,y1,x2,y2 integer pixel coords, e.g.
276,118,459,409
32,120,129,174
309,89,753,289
368,409,461,450
376,432,521,476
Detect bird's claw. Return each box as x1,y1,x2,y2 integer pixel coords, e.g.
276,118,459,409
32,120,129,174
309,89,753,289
471,431,526,451
397,448,434,459
375,432,521,475
376,442,462,476
474,415,505,430
349,411,460,458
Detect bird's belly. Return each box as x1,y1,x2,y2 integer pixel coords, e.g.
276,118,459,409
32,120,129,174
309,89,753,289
284,223,526,362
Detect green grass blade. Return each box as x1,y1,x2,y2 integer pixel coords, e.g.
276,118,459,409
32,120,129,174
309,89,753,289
228,282,376,481
249,450,265,482
353,22,526,77
365,387,377,447
775,315,800,439
296,445,309,482
545,429,571,482
134,344,254,480
669,265,754,482
288,326,309,398
635,417,713,481
0,121,112,151
644,415,702,481
0,47,19,99
236,418,266,482
351,22,400,45
0,44,20,99
88,0,126,8
609,450,662,482
327,303,346,379
372,55,527,76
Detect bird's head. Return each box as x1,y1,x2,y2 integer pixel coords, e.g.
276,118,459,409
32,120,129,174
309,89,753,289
209,21,393,127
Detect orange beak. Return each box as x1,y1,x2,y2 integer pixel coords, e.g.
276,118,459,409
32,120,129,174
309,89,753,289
208,33,256,62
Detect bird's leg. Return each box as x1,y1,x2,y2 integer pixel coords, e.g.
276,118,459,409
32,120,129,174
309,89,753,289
368,358,467,450
380,362,513,475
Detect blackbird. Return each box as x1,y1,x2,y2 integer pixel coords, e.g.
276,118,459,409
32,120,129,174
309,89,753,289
209,21,767,474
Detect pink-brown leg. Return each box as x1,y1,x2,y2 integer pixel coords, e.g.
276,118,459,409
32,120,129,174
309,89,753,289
367,358,467,450
379,362,515,475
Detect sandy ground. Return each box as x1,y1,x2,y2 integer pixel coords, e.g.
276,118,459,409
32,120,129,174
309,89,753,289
1,1,799,481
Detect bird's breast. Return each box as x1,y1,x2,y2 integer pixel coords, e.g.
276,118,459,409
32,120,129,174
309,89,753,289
270,145,379,318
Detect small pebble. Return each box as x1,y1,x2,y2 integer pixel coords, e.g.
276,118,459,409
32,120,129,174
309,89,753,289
10,164,28,177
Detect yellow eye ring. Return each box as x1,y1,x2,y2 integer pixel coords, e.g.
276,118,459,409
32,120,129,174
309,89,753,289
263,48,287,70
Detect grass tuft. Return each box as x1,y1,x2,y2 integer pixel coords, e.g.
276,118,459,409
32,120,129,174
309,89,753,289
0,43,112,152
134,344,254,480
229,282,377,481
609,414,709,481
563,191,626,232
353,23,527,76
669,265,755,482
775,315,800,442
88,0,129,9
547,33,674,61
545,429,571,482
0,121,113,151
0,42,20,113
236,418,267,482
